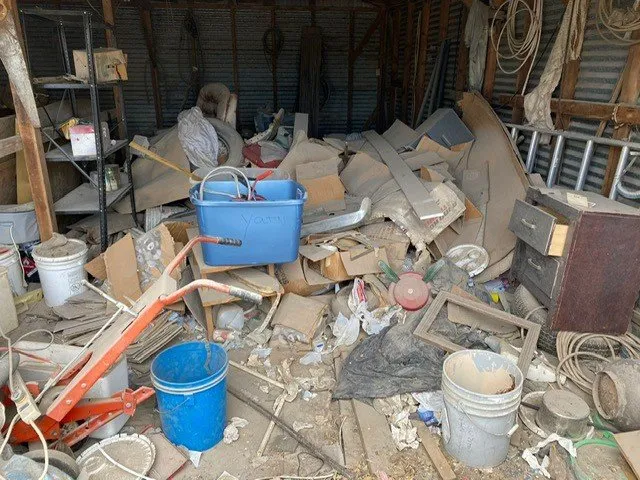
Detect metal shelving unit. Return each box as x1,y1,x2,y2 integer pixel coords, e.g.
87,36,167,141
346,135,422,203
20,8,137,251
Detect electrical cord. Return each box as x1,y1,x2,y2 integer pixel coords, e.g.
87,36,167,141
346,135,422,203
491,0,543,94
556,331,640,393
96,445,157,480
596,0,640,45
29,420,48,480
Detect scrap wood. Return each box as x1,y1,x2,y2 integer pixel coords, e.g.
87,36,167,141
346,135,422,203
363,130,442,220
256,393,286,457
413,420,456,480
228,385,353,479
614,431,640,478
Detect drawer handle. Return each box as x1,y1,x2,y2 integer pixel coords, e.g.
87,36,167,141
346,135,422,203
527,258,542,271
520,218,537,230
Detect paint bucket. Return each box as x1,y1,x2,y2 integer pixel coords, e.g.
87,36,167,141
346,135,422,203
151,341,228,451
0,246,26,296
441,350,523,468
32,239,88,307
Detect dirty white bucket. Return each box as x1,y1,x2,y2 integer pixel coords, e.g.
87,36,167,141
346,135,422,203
441,349,523,468
0,246,26,296
32,238,88,307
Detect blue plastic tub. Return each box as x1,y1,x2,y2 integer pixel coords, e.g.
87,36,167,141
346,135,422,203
150,342,228,451
190,179,307,266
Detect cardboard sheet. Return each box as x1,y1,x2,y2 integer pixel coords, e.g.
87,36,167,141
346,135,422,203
271,293,327,339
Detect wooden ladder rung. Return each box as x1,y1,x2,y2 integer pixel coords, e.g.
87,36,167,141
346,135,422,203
0,135,23,158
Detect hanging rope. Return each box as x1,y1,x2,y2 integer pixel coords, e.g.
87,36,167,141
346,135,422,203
491,0,544,94
596,0,640,45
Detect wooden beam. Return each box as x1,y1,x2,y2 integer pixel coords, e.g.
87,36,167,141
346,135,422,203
414,0,431,125
401,1,416,123
270,8,278,109
347,10,355,132
353,11,383,60
376,8,389,131
3,0,57,239
439,0,451,40
603,32,640,195
455,4,470,96
482,18,500,100
390,8,400,119
101,0,126,139
230,3,240,127
554,59,581,130
498,94,640,125
139,7,163,129
0,135,22,158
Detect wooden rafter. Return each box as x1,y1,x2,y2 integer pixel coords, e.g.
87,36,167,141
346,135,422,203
139,6,163,128
401,1,416,123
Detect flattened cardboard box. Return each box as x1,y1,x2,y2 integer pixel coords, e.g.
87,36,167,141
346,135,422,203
272,293,327,340
296,158,345,212
300,245,389,282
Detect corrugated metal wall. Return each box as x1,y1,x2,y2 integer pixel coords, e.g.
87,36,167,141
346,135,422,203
110,3,380,137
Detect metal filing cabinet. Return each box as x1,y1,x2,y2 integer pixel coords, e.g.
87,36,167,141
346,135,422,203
509,187,640,334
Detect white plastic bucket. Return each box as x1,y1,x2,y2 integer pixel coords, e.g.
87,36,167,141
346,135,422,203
32,239,88,307
0,246,26,296
441,350,523,468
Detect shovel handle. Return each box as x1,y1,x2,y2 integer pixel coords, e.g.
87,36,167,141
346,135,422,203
129,141,202,181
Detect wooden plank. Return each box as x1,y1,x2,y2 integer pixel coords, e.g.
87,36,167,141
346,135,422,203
347,10,355,132
414,0,431,124
4,0,57,239
390,9,400,119
335,354,367,470
439,0,451,40
615,430,640,478
351,399,396,476
455,5,469,95
0,135,22,158
414,421,456,480
139,7,163,129
603,31,640,195
101,0,126,139
498,94,640,124
554,59,581,129
401,1,416,123
353,11,382,60
482,18,500,100
376,8,389,131
363,130,442,219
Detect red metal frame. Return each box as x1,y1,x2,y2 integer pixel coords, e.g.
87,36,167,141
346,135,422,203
8,236,261,446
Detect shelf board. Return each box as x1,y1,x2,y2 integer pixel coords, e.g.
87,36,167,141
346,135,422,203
33,79,122,90
45,139,128,162
54,181,132,215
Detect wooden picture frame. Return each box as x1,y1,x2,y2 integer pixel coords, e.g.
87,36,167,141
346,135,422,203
413,291,541,374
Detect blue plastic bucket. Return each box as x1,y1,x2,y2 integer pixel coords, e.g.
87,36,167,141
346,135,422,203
190,179,306,266
150,342,228,451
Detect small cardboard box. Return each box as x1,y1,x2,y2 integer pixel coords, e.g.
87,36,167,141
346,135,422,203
69,122,110,157
296,158,345,212
73,48,128,83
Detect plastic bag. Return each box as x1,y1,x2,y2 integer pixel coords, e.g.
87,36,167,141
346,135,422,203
177,106,219,169
332,312,360,347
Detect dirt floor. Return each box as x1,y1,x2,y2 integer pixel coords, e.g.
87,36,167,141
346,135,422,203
6,306,634,480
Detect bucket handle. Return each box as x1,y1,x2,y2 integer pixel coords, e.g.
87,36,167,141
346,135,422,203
296,185,308,202
454,402,519,438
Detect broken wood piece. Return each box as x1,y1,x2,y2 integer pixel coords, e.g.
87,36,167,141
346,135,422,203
256,393,286,457
614,430,640,478
229,360,285,390
228,385,353,479
351,398,398,476
364,130,443,220
414,420,456,480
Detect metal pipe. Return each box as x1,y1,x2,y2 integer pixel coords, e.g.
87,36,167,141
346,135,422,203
511,127,518,141
525,130,540,173
506,123,640,150
611,146,640,200
547,135,565,187
575,139,595,191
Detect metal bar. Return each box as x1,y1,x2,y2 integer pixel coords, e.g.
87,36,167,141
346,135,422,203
510,126,518,140
84,11,108,252
575,139,595,190
547,135,565,187
525,130,540,173
611,146,640,199
506,123,640,150
40,130,97,187
58,22,77,115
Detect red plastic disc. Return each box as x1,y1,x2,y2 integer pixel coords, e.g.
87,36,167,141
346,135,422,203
389,272,431,311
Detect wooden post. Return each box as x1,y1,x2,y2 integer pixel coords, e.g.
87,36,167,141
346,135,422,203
482,18,499,100
347,10,355,132
390,9,400,120
270,7,278,110
554,59,581,129
230,2,240,127
414,0,431,125
401,1,416,123
439,0,451,40
455,5,470,96
3,0,57,239
101,0,127,139
602,33,640,195
376,8,388,131
139,7,163,129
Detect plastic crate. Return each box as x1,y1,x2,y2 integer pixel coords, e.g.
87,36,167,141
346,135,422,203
190,179,306,266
